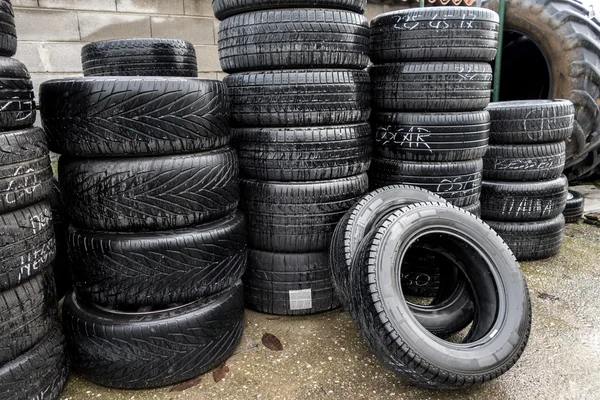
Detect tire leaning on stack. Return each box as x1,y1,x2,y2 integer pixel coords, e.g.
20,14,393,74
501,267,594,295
216,1,371,315
39,40,246,389
0,3,68,395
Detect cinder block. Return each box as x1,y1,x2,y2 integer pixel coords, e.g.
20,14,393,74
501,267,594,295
213,18,219,44
117,0,184,14
364,3,385,21
14,9,80,41
12,0,38,7
16,42,83,73
194,45,221,72
39,0,117,11
216,72,227,81
79,13,151,41
184,0,214,16
151,16,214,44
197,72,218,79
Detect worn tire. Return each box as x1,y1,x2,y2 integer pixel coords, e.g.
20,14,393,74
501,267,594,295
483,141,566,181
563,189,584,223
243,250,339,315
212,0,366,20
63,283,244,389
350,202,531,389
486,100,575,144
370,7,499,63
370,62,493,111
462,200,481,216
218,9,369,72
369,158,483,206
58,147,239,231
0,201,56,291
0,127,53,214
481,175,568,222
241,173,368,252
0,0,16,57
40,77,230,157
0,58,35,130
0,324,68,400
234,123,371,181
81,39,197,77
374,111,490,162
485,215,565,261
47,178,70,299
225,69,370,127
69,211,247,306
483,0,600,180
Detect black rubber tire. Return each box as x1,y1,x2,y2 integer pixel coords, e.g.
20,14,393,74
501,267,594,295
373,111,490,162
483,141,566,181
485,215,565,261
481,175,568,222
0,271,57,365
483,0,600,180
0,324,68,400
212,0,366,20
40,77,230,157
241,173,368,252
563,189,584,223
47,178,70,300
63,283,244,389
218,9,369,73
370,62,493,112
58,147,239,231
0,0,16,57
0,58,35,130
330,184,445,307
369,158,483,207
486,100,575,144
234,123,372,181
370,7,499,63
349,202,531,389
0,201,56,291
69,211,247,306
243,250,339,316
462,200,481,217
224,69,370,127
0,127,53,214
81,39,197,77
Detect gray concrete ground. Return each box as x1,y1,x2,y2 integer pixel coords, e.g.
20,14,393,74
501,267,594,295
58,217,600,400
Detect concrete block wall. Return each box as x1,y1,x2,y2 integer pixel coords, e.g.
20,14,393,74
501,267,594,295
12,0,410,97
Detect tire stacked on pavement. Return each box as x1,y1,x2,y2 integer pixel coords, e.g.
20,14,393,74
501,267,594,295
367,7,498,295
0,2,68,398
368,7,499,217
39,39,246,390
482,100,573,261
214,0,371,315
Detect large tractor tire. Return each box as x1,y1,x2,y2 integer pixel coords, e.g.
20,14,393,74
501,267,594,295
483,0,600,181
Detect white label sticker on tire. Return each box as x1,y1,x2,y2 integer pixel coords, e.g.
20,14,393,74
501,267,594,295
289,289,312,310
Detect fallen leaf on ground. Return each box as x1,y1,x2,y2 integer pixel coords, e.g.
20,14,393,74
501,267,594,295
213,363,230,383
169,376,201,392
537,292,559,301
262,332,283,351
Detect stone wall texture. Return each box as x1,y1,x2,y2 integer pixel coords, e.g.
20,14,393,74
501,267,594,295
12,0,410,96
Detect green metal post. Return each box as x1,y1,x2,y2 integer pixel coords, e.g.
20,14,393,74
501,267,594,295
419,0,424,7
492,0,506,102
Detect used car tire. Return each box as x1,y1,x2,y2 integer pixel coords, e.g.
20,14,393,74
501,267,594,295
69,211,247,305
81,39,198,77
40,77,230,157
234,123,371,181
485,215,565,261
241,173,368,252
0,0,16,57
0,58,35,130
373,111,490,162
370,7,499,63
370,62,493,111
47,178,70,299
218,9,369,72
58,147,239,231
563,189,584,223
224,69,370,127
350,202,531,389
481,175,568,222
212,0,366,20
63,283,244,389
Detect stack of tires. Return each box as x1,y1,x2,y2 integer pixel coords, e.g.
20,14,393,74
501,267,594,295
368,7,500,217
481,100,573,261
214,0,371,314
0,1,67,398
39,39,246,389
